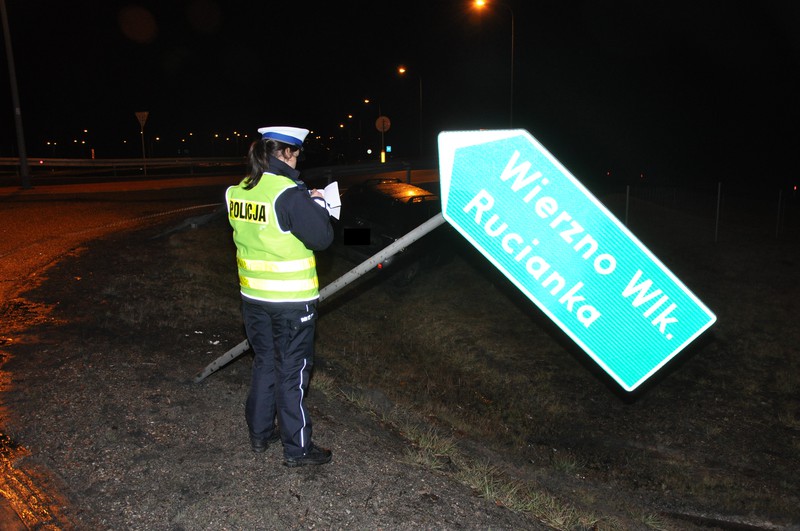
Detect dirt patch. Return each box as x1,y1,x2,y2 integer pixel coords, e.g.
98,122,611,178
1,202,799,530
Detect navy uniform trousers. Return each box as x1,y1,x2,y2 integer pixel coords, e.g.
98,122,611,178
242,299,317,458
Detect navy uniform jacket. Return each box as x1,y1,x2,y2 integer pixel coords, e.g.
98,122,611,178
268,156,333,252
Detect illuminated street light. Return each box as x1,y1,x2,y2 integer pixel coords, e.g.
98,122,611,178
473,0,515,127
397,64,424,157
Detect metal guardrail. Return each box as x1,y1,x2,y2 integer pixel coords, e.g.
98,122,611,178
0,156,245,169
0,157,432,182
0,156,440,195
0,156,246,185
0,156,244,172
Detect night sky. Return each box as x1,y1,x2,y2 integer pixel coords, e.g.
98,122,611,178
1,1,799,187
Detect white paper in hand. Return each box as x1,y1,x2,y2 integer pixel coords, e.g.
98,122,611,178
322,181,341,220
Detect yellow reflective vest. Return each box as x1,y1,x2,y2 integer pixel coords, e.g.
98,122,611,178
226,174,319,303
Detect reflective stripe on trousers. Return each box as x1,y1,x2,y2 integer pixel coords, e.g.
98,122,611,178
242,300,317,458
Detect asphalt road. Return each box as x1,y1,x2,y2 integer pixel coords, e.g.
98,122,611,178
0,176,237,301
0,175,236,529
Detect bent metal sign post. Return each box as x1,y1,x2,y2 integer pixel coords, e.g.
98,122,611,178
438,130,716,392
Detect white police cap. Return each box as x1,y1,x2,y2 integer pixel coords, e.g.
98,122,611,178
257,126,309,146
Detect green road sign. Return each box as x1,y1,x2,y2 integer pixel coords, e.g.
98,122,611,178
438,130,716,391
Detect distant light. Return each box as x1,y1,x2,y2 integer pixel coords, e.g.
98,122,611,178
39,160,44,164
367,149,373,155
386,145,392,153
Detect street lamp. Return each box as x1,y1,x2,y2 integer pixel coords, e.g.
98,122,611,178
362,98,384,161
397,65,423,157
473,0,515,127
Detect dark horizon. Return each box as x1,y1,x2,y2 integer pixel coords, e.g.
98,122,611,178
2,1,799,187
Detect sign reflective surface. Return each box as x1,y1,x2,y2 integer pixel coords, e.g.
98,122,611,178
438,130,716,391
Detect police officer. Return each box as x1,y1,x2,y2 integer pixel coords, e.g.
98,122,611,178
226,126,333,467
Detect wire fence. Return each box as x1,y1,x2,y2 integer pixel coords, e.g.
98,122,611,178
598,181,799,245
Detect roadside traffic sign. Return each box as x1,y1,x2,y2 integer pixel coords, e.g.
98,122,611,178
375,115,391,133
438,130,716,391
135,111,149,129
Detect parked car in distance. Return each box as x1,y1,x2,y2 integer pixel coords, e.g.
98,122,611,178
331,178,450,285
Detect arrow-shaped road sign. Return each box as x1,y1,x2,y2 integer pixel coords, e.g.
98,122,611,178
438,130,716,392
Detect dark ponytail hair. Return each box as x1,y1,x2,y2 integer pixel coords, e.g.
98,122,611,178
243,138,296,189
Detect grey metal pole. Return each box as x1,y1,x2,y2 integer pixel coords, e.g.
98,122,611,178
193,213,447,382
1,0,30,189
625,185,630,226
509,4,514,128
714,181,722,243
140,129,147,176
418,75,423,157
